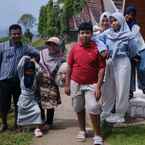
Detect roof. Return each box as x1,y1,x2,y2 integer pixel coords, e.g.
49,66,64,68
69,0,104,30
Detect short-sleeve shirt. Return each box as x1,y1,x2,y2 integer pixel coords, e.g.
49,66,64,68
67,41,105,84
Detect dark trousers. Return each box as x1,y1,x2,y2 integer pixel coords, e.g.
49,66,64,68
46,108,54,125
40,108,55,125
0,78,20,126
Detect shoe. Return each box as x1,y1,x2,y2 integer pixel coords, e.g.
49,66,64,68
129,91,134,100
76,131,86,142
0,124,8,132
142,89,145,94
106,114,125,123
93,135,103,145
34,128,43,137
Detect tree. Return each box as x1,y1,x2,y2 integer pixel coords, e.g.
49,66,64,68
18,14,36,31
37,0,85,37
38,6,48,36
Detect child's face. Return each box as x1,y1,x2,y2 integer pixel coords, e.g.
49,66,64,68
24,69,34,76
110,17,121,32
79,30,92,46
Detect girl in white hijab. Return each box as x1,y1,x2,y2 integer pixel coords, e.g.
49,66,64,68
100,12,138,123
99,12,111,32
93,12,111,36
93,12,111,58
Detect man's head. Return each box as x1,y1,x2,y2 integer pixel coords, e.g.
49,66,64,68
9,24,22,44
78,22,93,47
125,6,136,22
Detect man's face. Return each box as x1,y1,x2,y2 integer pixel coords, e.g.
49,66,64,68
10,28,22,43
79,30,92,46
125,13,135,22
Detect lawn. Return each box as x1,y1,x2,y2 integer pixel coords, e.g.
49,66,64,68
32,38,45,49
0,37,9,43
0,113,32,145
104,124,145,145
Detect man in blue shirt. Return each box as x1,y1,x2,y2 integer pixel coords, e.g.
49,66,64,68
0,24,39,132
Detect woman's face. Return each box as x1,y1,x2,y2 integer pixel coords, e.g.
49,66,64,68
101,16,110,31
110,17,121,32
46,42,59,56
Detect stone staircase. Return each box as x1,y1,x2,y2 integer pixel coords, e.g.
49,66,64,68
128,89,145,118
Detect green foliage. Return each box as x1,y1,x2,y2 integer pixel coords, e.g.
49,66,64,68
38,6,48,36
38,0,85,37
0,37,9,43
46,0,60,36
73,0,85,14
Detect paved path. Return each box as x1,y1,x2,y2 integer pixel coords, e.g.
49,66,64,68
32,88,109,145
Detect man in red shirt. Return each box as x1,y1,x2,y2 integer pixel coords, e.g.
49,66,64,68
65,22,105,145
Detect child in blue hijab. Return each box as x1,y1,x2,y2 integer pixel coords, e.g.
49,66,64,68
17,56,43,137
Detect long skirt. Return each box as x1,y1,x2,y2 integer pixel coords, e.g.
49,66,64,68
17,94,42,126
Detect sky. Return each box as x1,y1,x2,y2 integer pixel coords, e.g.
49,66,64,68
0,0,48,31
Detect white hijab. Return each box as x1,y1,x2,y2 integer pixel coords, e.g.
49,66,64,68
99,12,111,26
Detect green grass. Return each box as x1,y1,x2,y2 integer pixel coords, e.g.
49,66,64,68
32,38,45,48
0,113,33,145
0,37,9,43
105,125,145,145
0,131,32,145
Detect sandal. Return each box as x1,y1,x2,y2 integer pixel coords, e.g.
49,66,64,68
34,128,43,137
76,131,86,142
93,136,103,145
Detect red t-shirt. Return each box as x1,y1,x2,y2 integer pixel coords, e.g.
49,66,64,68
67,41,106,84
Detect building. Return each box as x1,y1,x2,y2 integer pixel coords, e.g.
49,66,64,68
69,0,145,38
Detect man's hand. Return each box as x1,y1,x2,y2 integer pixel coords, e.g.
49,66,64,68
95,86,101,101
64,85,70,96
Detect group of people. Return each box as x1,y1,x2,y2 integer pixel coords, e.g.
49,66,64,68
0,24,65,137
64,6,145,145
0,5,145,145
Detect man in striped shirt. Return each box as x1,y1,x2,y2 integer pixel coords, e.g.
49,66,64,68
0,24,39,132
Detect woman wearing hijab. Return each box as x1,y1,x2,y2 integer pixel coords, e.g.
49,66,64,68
125,6,145,97
17,56,43,137
99,12,138,123
39,37,65,129
92,12,111,59
93,12,111,36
